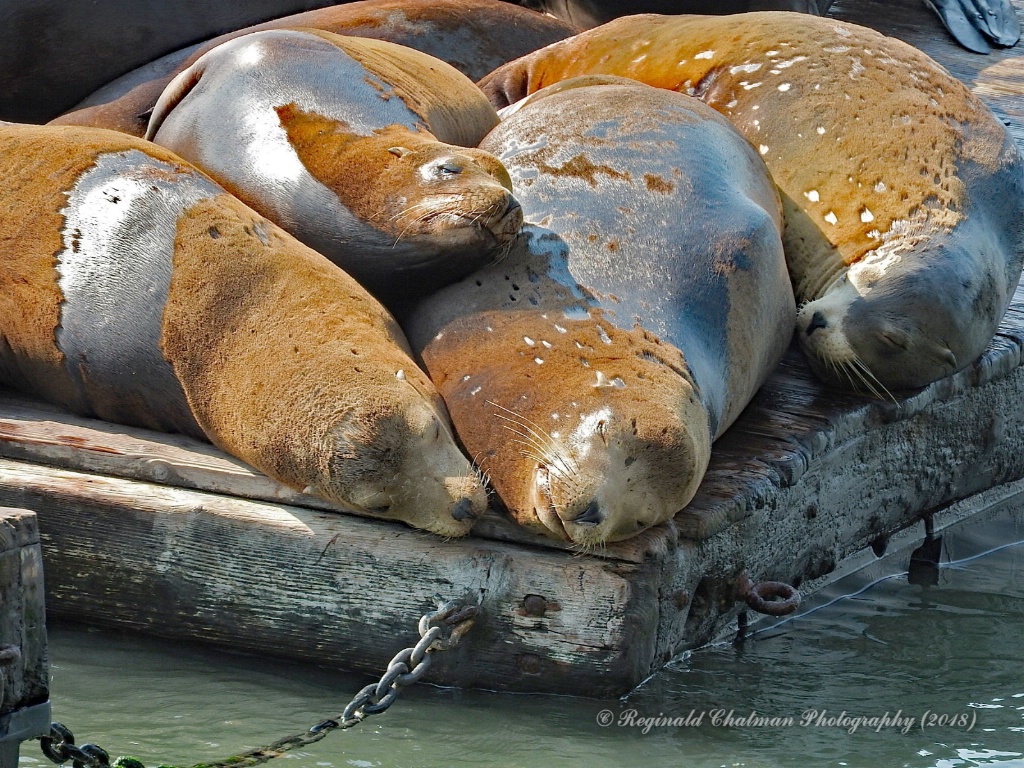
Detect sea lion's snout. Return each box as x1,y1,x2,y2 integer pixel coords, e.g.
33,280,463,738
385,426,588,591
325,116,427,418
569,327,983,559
312,395,485,538
527,403,710,547
450,497,479,522
573,501,603,526
804,310,828,336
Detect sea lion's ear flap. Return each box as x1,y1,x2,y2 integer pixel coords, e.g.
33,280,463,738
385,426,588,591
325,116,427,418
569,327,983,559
388,146,412,158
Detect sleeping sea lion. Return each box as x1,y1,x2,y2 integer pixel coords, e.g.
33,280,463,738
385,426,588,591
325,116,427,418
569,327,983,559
480,13,1024,392
405,78,794,544
0,122,486,537
146,30,523,308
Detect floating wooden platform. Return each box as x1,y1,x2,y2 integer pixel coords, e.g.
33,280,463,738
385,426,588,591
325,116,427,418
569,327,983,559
3,0,1024,697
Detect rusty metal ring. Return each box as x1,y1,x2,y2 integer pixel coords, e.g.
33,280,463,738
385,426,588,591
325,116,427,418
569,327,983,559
744,580,801,616
736,571,801,616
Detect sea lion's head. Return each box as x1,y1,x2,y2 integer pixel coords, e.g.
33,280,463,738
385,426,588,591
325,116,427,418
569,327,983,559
313,388,488,538
377,138,523,254
796,228,1007,393
413,295,712,547
275,109,523,303
519,387,710,547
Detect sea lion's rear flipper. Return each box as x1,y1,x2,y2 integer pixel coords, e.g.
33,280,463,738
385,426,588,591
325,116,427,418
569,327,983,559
974,0,1021,47
925,0,1022,53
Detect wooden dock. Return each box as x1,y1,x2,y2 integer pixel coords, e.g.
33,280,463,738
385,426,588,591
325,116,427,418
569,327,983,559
0,508,50,768
2,0,1024,697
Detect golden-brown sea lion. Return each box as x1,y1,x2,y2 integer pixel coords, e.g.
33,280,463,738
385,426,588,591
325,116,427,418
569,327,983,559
481,13,1024,393
502,0,1020,53
145,30,522,309
0,122,485,537
49,0,577,138
405,79,794,545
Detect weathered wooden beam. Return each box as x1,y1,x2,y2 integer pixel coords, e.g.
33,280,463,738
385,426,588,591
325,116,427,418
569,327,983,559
0,462,659,696
0,508,50,768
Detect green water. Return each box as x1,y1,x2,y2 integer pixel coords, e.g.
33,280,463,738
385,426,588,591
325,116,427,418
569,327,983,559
20,507,1024,768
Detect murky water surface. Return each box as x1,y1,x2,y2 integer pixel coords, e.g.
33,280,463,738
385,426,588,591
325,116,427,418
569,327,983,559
20,503,1024,768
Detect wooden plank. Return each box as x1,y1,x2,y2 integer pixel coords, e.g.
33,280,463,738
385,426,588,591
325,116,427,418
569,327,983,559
0,508,48,715
0,460,658,696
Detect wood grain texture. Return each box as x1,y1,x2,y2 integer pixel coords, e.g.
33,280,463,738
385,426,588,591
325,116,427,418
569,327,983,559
0,508,48,714
0,462,654,696
2,0,1024,694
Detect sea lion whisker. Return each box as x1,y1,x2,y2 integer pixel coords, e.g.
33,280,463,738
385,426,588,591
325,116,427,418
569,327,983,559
488,237,516,266
822,357,853,392
501,424,558,458
853,357,897,404
837,360,862,394
392,211,439,245
391,203,481,246
492,410,567,457
383,200,441,224
516,448,551,467
500,422,580,481
509,441,583,491
503,429,580,481
488,400,576,462
853,366,883,400
844,358,887,401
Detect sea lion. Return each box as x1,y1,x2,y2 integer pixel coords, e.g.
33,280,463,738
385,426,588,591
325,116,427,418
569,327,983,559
921,0,1020,54
481,13,1024,393
0,122,486,537
502,0,1019,53
145,30,523,309
404,79,794,545
0,0,362,124
505,1,826,29
50,0,577,138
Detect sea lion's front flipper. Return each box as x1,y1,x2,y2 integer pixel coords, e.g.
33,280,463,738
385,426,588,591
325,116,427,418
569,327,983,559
925,0,1021,52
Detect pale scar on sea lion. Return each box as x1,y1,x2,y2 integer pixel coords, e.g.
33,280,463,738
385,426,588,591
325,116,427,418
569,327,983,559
405,78,794,545
145,29,523,309
0,122,486,537
480,13,1024,394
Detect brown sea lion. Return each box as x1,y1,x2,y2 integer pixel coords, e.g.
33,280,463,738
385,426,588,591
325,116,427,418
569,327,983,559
505,0,826,29
502,0,1019,53
0,0,350,123
481,13,1024,393
145,30,522,309
405,78,794,545
0,122,486,537
49,0,577,138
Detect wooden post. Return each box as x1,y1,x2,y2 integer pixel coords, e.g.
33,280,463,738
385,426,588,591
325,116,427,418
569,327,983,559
0,508,50,768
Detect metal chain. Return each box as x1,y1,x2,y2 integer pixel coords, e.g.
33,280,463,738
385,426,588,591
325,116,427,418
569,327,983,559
37,598,478,768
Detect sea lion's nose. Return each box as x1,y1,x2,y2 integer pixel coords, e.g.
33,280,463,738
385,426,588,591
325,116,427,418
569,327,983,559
573,501,603,525
806,311,828,336
451,497,478,521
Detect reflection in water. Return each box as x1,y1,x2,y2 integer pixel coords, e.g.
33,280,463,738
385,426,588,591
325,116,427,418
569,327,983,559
21,502,1024,768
